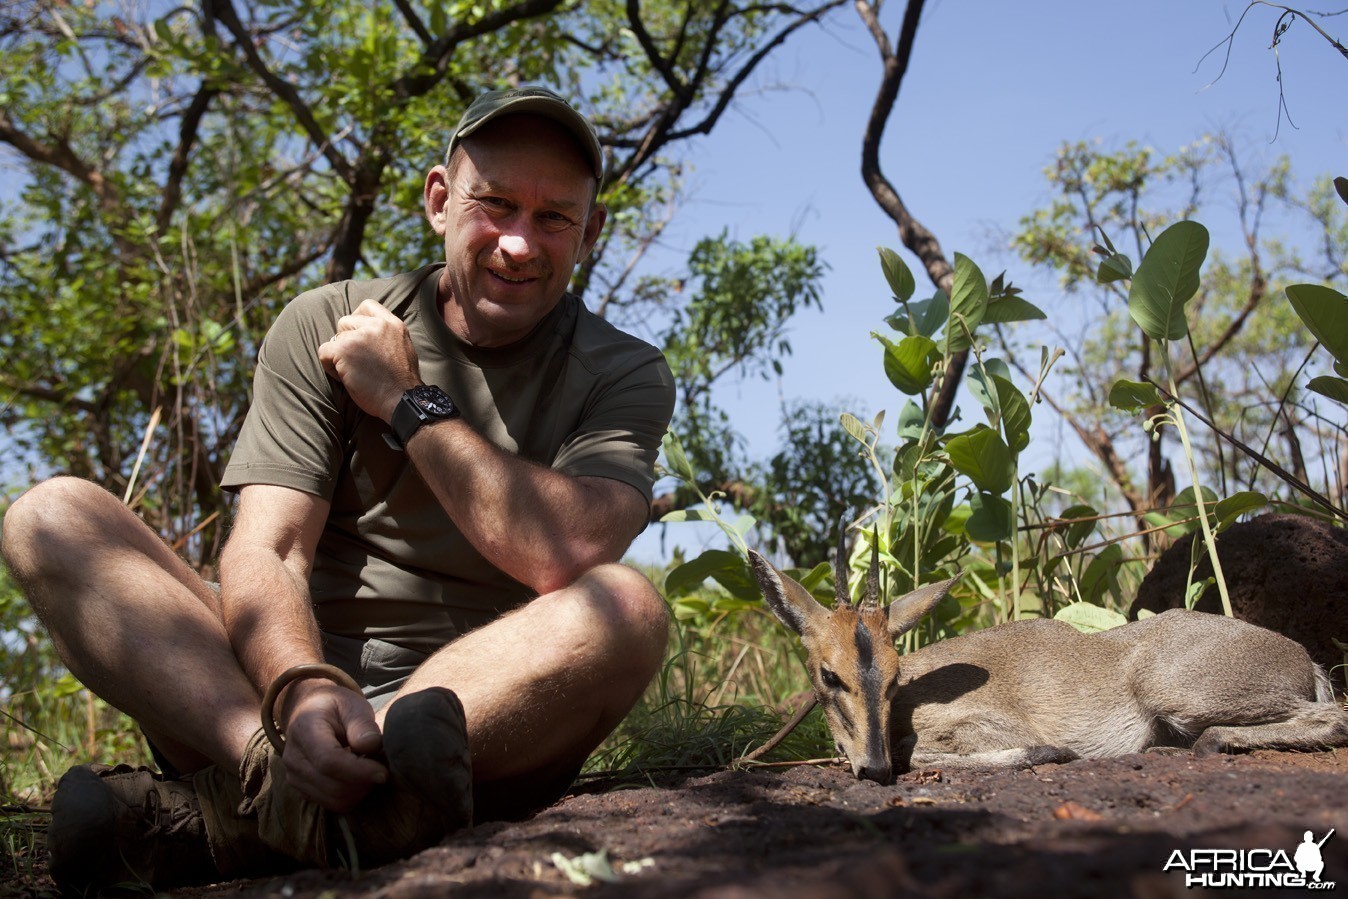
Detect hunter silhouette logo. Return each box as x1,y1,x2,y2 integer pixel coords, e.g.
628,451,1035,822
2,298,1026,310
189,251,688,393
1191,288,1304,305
1163,829,1336,890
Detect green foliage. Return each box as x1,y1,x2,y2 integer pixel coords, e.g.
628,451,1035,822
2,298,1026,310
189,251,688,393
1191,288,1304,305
660,231,826,493
1015,135,1346,532
1126,221,1210,341
1285,282,1348,400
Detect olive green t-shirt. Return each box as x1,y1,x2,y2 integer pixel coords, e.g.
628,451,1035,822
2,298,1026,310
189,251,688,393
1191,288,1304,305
221,265,675,652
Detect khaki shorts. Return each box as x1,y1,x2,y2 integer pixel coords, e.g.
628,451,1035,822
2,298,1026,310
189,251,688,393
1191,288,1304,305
320,632,430,711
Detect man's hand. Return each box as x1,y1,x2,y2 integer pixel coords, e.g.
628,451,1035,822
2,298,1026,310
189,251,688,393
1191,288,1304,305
280,680,389,813
318,300,422,422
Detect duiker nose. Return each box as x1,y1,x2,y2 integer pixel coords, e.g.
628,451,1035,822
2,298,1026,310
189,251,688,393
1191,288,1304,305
854,762,894,785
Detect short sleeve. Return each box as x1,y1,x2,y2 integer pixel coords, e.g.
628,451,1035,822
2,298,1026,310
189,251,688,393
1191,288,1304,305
551,348,675,502
221,288,347,498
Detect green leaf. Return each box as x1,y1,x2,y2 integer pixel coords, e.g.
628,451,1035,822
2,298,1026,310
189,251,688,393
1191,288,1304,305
981,294,1047,324
965,492,1014,543
944,253,989,353
1080,543,1125,606
1335,176,1348,207
1185,577,1215,610
946,426,1015,494
1108,379,1163,413
664,549,745,597
1285,283,1348,367
1096,253,1133,283
1054,601,1127,633
896,400,925,441
661,430,697,482
878,246,916,303
1127,221,1209,341
1144,485,1220,536
1214,491,1267,530
1058,503,1099,550
876,333,939,395
659,508,719,524
991,375,1032,453
1308,375,1348,403
885,292,949,337
840,411,869,445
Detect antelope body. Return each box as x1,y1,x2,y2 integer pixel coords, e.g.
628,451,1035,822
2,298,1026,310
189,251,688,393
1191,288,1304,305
748,547,1348,785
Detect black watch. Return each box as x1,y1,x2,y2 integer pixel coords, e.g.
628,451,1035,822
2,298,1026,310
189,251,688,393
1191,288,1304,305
384,385,460,451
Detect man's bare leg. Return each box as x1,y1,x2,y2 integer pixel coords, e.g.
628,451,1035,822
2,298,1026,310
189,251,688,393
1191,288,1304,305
0,477,260,774
383,563,669,790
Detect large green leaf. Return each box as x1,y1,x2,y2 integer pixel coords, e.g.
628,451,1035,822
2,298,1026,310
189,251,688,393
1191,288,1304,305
981,294,1046,324
1108,379,1164,413
944,253,989,353
1285,283,1348,367
1055,602,1127,634
965,492,1014,543
663,549,746,597
991,375,1032,453
876,333,940,395
946,426,1015,494
1214,491,1267,530
878,246,916,303
896,399,926,441
1127,221,1209,341
1308,375,1348,403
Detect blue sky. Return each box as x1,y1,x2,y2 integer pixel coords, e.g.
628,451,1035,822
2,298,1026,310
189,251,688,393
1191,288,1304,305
629,0,1347,562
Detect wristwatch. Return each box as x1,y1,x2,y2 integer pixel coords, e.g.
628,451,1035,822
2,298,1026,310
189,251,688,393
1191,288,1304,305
383,385,460,451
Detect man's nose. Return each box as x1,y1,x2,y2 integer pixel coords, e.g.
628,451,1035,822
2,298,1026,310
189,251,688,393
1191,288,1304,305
498,231,537,263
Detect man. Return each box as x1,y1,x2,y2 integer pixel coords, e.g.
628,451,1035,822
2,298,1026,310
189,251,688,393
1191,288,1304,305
0,87,675,891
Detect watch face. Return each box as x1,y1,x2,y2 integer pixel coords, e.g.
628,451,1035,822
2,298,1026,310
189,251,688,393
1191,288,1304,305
410,385,456,417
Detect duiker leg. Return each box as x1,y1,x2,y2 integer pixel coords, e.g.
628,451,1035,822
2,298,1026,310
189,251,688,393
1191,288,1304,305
1193,704,1348,755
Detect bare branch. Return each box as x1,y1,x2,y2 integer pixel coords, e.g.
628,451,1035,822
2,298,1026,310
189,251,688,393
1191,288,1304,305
392,0,433,46
855,0,963,427
389,0,568,100
0,110,121,213
157,82,218,233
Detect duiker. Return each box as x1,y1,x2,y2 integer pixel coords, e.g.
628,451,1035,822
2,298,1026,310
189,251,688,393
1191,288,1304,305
748,536,1348,785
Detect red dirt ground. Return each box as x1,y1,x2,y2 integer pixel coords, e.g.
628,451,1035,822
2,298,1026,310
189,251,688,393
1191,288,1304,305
9,749,1346,898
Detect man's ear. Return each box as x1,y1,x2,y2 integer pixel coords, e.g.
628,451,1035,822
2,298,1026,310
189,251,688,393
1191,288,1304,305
578,201,607,262
425,165,451,236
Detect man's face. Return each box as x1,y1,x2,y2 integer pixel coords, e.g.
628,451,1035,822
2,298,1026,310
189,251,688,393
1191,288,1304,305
425,115,605,347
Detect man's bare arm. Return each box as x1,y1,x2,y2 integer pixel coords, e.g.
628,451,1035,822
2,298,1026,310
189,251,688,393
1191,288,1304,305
219,484,387,810
406,421,648,594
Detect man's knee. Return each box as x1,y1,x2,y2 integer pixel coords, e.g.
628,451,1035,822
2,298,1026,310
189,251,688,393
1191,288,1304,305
564,563,669,671
1,477,109,574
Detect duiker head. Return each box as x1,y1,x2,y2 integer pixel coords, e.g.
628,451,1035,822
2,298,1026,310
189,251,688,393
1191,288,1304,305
748,536,958,784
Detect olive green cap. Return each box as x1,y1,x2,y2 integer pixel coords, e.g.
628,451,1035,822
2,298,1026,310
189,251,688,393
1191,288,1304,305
445,86,604,180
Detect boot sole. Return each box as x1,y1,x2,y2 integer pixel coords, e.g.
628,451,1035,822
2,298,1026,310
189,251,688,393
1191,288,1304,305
49,766,140,895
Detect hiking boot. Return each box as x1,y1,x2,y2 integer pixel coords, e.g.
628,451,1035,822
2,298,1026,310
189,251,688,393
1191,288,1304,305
195,686,473,874
47,763,217,895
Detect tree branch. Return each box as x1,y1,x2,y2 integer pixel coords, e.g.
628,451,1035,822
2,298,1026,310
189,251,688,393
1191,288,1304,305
855,0,962,427
208,0,354,183
157,82,218,234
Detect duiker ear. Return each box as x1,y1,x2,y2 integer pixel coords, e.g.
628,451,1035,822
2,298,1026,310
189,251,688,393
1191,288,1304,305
748,550,828,636
886,575,962,639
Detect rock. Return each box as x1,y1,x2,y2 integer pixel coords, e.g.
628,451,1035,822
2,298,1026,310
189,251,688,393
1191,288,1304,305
1131,512,1348,691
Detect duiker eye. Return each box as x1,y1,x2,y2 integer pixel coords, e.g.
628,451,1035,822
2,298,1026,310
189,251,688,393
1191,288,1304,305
819,667,847,692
